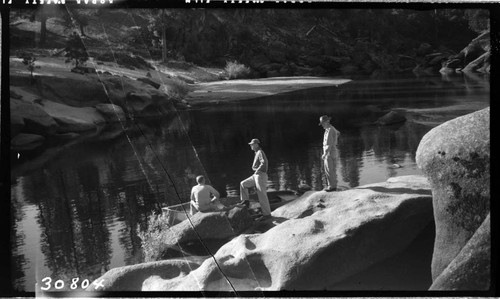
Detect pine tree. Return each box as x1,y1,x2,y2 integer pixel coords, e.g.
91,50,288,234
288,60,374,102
21,55,37,84
64,32,89,68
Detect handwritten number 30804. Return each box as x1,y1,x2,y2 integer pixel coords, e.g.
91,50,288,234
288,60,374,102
39,277,105,290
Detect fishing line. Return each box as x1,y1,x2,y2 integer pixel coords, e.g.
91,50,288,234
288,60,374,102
125,9,214,188
61,5,203,286
62,6,159,196
123,8,251,295
63,6,242,294
124,9,273,296
91,12,211,292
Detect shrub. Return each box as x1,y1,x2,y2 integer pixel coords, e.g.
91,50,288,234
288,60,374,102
136,213,172,262
224,60,251,79
163,77,190,101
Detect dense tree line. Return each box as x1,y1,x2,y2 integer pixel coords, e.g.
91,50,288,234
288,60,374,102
11,8,489,74
136,8,489,74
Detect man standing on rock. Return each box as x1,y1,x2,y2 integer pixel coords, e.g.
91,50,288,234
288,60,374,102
319,115,340,192
190,175,222,215
239,138,272,220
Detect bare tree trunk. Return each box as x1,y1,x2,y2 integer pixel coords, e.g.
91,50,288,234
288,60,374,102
40,16,47,46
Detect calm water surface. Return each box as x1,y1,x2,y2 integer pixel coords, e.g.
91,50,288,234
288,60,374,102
10,74,489,291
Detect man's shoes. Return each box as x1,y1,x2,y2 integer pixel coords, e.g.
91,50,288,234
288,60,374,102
323,187,337,192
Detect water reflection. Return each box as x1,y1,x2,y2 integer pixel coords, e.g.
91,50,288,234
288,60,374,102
11,74,489,291
183,104,433,194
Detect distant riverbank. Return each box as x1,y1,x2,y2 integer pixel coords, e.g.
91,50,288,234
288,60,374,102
185,77,351,105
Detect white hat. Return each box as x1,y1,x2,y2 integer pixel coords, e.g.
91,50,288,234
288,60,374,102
318,115,331,126
248,138,260,145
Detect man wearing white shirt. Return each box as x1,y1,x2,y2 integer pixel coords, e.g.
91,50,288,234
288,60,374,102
190,175,221,215
319,115,340,192
240,138,271,220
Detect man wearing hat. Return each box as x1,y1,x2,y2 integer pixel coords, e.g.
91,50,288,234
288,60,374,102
319,115,340,192
240,138,272,220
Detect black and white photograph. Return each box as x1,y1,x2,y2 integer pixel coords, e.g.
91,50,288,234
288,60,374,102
2,0,493,295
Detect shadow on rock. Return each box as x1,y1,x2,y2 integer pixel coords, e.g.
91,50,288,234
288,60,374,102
356,186,432,196
243,216,289,234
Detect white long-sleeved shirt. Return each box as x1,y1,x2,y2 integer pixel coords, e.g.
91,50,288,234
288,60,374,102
190,184,219,212
323,124,340,156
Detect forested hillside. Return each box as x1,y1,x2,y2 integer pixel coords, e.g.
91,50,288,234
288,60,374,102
10,8,490,77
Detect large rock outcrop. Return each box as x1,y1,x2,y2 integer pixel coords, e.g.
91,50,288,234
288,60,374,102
38,99,106,133
416,107,490,289
10,98,59,136
10,69,177,157
13,70,175,119
153,206,254,260
441,31,490,74
37,75,110,107
82,259,204,292
88,175,433,291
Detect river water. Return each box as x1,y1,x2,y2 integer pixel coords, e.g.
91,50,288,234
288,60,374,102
10,73,489,291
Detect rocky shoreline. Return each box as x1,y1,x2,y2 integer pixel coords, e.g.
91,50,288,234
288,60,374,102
10,56,487,160
9,9,491,293
10,55,354,159
88,175,434,291
10,53,491,291
9,63,363,192
11,57,490,294
80,107,489,292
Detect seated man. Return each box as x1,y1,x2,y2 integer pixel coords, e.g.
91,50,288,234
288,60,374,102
190,175,222,215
